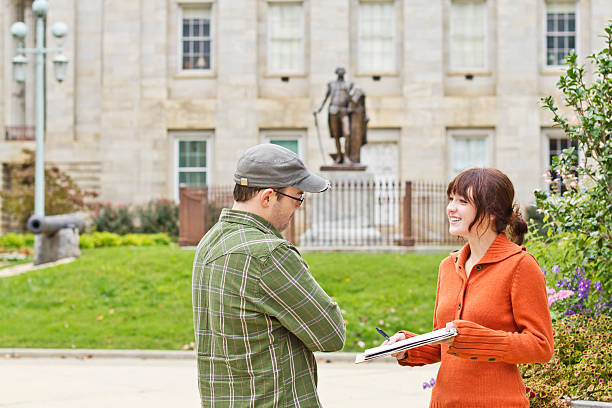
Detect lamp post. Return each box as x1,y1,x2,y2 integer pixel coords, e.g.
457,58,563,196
10,0,69,217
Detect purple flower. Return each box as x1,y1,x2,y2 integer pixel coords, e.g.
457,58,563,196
594,281,602,292
541,268,547,276
422,382,430,390
552,265,561,274
429,378,436,387
577,279,591,299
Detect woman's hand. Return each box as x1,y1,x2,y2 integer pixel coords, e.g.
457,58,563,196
435,322,456,346
383,332,408,360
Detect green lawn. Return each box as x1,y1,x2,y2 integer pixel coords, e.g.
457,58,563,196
0,246,445,352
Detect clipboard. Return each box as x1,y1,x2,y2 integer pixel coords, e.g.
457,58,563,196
355,328,458,364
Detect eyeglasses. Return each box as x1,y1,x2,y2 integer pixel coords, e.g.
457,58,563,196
273,189,305,205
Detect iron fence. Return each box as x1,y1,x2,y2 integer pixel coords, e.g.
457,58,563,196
179,180,459,247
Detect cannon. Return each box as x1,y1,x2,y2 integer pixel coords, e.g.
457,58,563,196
26,213,86,265
27,214,86,235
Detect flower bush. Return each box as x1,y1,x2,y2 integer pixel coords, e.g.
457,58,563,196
135,199,178,237
521,314,612,407
543,265,611,320
92,203,135,235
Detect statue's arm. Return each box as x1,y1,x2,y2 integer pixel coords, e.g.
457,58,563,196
314,84,331,114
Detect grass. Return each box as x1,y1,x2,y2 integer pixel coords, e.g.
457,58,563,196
0,246,446,352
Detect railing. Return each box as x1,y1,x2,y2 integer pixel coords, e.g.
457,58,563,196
179,181,459,248
5,126,35,141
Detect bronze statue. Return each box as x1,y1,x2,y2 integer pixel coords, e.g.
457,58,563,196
314,67,368,164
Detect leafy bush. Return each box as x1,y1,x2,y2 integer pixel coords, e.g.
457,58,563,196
534,23,612,293
0,233,26,249
135,199,178,237
92,203,135,235
0,149,98,229
521,314,612,407
79,232,172,248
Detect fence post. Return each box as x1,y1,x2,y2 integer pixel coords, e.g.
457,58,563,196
178,185,206,247
402,181,415,246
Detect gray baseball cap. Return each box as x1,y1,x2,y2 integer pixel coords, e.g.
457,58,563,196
234,144,330,193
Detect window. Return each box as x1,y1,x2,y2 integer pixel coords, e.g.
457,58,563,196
447,129,492,178
267,3,304,74
450,1,487,71
548,136,579,193
180,5,212,71
545,2,576,66
358,1,395,73
175,139,209,200
262,130,303,156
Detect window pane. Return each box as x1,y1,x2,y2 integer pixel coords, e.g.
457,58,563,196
568,14,575,31
358,2,395,73
179,171,207,187
568,36,575,49
452,137,487,175
179,141,206,168
450,1,486,70
270,140,299,155
267,3,304,73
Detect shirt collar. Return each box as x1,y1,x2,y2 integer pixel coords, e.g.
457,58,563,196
452,233,524,270
219,208,283,239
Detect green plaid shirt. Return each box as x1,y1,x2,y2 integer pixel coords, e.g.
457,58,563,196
192,209,345,408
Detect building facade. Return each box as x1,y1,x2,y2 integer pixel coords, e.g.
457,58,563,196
1,0,610,229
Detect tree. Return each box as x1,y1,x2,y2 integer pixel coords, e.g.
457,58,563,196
0,149,98,229
534,22,612,289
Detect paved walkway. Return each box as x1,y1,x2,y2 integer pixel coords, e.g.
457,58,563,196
0,352,438,407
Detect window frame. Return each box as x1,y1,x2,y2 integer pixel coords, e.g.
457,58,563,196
173,133,212,202
177,2,215,74
446,128,494,180
449,0,489,73
543,0,579,69
266,1,306,76
357,0,397,75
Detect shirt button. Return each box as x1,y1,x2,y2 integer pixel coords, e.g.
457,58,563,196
458,303,462,310
475,265,482,271
488,358,496,361
471,357,478,360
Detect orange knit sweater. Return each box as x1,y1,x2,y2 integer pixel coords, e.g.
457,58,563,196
398,234,554,408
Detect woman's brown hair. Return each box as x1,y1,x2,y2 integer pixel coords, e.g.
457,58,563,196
446,168,528,245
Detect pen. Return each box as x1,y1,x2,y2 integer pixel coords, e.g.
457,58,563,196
376,327,390,341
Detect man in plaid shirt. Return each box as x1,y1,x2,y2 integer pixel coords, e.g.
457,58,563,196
193,144,346,407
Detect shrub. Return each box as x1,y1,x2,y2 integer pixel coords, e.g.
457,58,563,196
521,314,612,407
78,232,172,248
92,203,135,235
534,23,612,293
0,149,98,229
0,233,26,249
136,199,178,237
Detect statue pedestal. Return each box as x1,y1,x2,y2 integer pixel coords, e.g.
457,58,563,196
300,168,383,246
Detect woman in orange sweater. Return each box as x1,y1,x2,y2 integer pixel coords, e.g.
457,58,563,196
385,168,554,407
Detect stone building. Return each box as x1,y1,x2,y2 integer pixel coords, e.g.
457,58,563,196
1,0,610,231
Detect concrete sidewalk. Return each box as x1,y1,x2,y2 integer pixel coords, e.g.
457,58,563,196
0,350,438,407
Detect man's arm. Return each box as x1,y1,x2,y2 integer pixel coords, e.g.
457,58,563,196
314,83,331,114
256,244,346,352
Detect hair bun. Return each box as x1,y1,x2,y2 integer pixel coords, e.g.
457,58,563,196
508,204,528,245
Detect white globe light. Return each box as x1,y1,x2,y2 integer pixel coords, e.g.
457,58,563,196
32,0,49,17
51,22,69,38
11,22,27,40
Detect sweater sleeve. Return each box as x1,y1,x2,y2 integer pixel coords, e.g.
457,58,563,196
396,330,442,366
447,254,554,364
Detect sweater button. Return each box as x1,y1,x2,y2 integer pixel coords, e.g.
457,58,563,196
471,357,477,360
488,358,496,361
452,352,458,356
475,265,482,271
454,257,458,263
458,303,462,310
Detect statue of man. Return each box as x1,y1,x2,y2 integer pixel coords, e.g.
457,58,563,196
314,67,354,164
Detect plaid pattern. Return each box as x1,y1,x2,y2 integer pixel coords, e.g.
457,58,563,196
192,209,345,408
